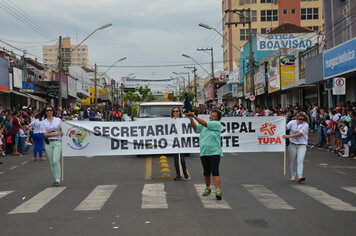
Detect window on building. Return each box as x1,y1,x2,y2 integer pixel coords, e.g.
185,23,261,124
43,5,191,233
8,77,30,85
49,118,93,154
261,28,273,34
224,32,228,47
240,0,257,4
283,9,288,14
261,10,278,21
306,26,319,31
223,50,228,65
240,28,257,40
301,0,318,1
301,8,319,20
239,10,257,22
291,9,296,14
261,0,273,3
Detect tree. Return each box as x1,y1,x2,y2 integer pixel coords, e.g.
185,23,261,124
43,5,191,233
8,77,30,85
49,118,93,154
124,91,140,102
137,86,155,102
124,86,155,103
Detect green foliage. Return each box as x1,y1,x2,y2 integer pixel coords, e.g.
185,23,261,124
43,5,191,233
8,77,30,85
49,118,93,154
124,86,155,102
131,104,139,117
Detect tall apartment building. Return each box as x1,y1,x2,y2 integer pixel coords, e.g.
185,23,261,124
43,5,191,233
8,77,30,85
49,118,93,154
42,37,89,70
222,0,324,72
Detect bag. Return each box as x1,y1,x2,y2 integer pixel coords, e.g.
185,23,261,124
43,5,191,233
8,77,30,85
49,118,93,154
44,137,49,144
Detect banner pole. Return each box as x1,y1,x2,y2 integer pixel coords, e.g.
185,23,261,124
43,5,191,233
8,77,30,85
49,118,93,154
61,155,64,182
283,151,286,176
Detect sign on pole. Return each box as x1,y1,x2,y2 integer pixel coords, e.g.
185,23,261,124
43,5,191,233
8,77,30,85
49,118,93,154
332,77,346,95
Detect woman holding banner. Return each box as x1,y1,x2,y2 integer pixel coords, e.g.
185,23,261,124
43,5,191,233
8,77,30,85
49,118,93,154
186,110,223,200
40,106,63,186
283,113,309,183
171,107,189,181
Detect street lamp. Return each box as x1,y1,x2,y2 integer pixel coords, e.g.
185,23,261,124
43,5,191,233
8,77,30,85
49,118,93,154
94,57,127,109
58,23,112,109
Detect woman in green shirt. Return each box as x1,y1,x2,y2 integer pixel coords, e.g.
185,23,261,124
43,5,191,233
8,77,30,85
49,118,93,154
186,110,223,200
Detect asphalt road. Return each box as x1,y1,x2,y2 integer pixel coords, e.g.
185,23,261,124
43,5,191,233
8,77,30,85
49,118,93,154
0,147,355,236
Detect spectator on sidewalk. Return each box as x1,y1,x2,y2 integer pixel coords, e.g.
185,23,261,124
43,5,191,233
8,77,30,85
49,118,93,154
11,111,22,155
339,120,350,158
316,108,329,148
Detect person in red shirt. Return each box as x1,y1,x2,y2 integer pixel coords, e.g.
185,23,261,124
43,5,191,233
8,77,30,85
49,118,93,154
11,111,22,155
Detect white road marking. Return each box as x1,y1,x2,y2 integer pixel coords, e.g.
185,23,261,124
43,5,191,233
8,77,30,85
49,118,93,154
141,183,168,209
21,161,29,166
9,166,18,170
332,166,356,170
293,185,356,211
74,185,117,211
0,191,14,199
242,184,294,210
334,169,346,175
342,187,356,195
0,171,5,175
8,187,66,214
194,184,231,209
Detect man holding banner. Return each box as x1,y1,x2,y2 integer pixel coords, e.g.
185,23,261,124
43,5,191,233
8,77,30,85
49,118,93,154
186,110,223,200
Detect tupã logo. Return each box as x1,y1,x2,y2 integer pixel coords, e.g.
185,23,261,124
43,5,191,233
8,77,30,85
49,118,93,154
258,123,281,144
66,127,90,150
260,123,277,136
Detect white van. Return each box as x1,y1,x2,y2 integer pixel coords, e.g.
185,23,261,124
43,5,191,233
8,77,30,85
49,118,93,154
136,101,183,121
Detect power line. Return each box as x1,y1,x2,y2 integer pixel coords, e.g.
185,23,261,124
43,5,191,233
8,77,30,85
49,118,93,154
0,0,56,40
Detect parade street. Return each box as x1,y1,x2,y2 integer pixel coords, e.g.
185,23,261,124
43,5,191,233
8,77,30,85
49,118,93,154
0,147,355,236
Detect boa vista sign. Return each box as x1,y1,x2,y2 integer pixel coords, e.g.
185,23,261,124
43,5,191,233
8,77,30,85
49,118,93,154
62,117,286,157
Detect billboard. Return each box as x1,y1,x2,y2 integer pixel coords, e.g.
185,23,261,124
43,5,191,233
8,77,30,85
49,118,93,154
280,55,297,87
13,67,23,89
257,33,318,51
0,57,10,92
323,38,356,79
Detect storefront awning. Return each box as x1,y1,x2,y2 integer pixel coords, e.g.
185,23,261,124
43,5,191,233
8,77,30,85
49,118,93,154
25,93,47,103
11,90,29,98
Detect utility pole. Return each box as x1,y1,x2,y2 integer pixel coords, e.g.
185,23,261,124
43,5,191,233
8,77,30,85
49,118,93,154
94,63,98,109
225,8,255,111
197,47,214,80
57,36,63,109
184,66,198,104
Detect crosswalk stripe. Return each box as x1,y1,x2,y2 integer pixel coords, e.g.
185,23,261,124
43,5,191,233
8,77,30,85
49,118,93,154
141,183,168,209
8,187,66,214
74,185,117,211
242,184,295,210
293,185,356,211
342,187,356,195
0,191,14,199
194,184,231,209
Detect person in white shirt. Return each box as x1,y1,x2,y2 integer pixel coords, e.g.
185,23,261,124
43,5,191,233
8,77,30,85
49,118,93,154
283,113,309,183
40,106,63,186
339,120,350,158
30,114,45,161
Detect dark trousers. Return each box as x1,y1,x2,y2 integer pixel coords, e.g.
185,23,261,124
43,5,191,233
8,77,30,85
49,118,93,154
33,133,44,157
173,154,187,177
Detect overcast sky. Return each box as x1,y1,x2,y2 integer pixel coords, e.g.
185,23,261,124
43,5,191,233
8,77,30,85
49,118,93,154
0,0,223,92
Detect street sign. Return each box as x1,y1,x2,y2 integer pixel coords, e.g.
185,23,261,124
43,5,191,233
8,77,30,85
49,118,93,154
332,77,346,95
249,94,256,102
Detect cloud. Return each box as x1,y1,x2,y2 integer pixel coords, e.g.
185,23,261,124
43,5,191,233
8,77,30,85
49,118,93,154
0,0,223,85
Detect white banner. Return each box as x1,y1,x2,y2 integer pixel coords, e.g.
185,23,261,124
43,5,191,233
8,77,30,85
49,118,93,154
257,33,318,51
62,117,286,157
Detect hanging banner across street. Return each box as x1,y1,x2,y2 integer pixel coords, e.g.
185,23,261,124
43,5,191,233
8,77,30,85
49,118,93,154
62,117,286,157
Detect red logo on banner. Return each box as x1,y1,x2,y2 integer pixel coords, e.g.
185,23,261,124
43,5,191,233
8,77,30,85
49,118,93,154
258,123,281,144
260,123,276,136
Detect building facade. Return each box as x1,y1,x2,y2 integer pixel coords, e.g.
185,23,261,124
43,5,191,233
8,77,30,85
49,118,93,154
222,0,324,72
43,37,89,70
